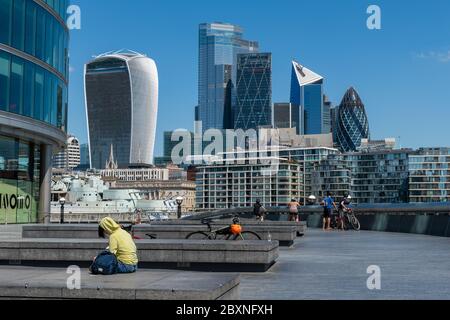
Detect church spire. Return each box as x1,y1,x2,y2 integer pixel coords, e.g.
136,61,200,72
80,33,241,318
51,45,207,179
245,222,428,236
105,144,118,169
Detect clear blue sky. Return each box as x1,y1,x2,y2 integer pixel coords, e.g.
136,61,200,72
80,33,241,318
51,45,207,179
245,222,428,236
68,0,450,155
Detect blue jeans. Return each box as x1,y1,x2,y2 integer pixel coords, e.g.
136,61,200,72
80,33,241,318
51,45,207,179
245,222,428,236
117,261,138,274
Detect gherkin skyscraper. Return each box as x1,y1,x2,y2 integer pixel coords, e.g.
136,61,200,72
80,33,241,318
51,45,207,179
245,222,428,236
335,87,370,152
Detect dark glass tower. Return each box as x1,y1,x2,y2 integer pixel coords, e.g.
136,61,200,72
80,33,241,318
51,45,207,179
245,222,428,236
198,23,258,131
234,53,272,130
335,87,370,152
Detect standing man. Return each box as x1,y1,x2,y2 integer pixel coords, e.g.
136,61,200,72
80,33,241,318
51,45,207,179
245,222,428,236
337,194,351,231
321,192,338,231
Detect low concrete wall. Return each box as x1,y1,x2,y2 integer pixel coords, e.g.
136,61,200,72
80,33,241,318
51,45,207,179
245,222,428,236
0,267,240,300
157,219,307,237
0,238,279,272
298,209,450,237
192,205,450,237
23,224,298,246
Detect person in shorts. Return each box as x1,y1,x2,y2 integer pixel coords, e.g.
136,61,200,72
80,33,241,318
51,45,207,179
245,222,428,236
321,192,337,231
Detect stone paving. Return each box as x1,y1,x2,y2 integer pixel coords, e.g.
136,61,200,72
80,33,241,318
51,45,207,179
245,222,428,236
1,225,449,300
239,229,450,300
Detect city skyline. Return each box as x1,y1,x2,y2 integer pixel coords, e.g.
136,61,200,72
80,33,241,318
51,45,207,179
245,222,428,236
67,0,450,156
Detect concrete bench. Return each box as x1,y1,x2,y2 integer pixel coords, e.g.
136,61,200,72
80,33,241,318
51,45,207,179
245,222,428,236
0,238,279,272
23,224,297,246
156,219,307,237
0,266,240,300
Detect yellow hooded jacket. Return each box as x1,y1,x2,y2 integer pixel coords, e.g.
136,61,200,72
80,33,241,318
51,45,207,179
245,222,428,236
99,217,138,265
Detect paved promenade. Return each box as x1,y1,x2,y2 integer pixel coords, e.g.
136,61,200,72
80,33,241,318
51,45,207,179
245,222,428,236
240,229,450,300
1,225,449,299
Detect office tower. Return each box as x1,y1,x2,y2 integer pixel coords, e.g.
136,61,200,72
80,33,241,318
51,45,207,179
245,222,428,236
234,53,272,130
330,106,339,144
335,87,370,152
0,0,69,223
198,23,258,131
77,143,90,170
290,61,326,135
84,50,158,169
322,95,332,134
273,103,299,130
409,148,450,203
53,136,81,170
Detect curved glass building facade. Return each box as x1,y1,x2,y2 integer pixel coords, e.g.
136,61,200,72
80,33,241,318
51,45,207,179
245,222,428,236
85,50,158,169
0,0,69,223
335,87,370,152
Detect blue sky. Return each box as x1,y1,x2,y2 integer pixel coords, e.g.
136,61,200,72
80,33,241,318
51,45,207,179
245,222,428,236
68,0,450,155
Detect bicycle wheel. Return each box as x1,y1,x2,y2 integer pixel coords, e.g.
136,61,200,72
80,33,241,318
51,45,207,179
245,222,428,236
233,231,262,240
350,215,361,231
186,231,211,240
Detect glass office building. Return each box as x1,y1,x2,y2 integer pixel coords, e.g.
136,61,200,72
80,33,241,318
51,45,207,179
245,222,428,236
273,103,299,130
234,53,272,130
335,87,370,152
290,61,326,135
85,50,158,169
0,0,69,223
198,23,258,132
409,148,450,203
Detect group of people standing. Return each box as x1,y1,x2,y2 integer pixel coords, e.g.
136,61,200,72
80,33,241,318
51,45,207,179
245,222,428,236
253,193,352,231
321,192,352,231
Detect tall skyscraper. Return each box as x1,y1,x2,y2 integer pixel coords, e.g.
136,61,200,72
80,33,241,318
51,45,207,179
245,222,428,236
78,143,90,170
273,103,299,130
335,87,370,152
322,95,332,134
290,61,326,135
198,23,258,131
234,53,272,130
84,50,158,169
0,0,69,223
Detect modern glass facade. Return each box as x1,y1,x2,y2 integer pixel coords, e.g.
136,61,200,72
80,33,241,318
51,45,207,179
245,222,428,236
198,23,258,132
345,150,411,204
85,51,159,169
0,0,69,223
335,87,370,152
409,148,450,203
273,103,299,130
290,61,326,135
234,53,272,130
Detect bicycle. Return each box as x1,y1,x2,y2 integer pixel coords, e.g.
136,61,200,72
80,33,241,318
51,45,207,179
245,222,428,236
331,208,360,231
185,217,262,240
121,224,157,240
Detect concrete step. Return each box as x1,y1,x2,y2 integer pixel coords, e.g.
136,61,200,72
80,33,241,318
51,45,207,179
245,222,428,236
0,266,239,300
0,238,279,272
